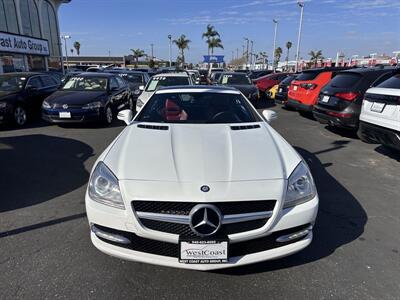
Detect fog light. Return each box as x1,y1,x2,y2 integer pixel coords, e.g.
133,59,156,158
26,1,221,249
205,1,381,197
276,225,312,243
91,224,131,245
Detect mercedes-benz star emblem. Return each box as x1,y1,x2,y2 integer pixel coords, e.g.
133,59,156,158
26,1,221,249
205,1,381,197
62,104,68,109
200,185,210,192
189,204,222,237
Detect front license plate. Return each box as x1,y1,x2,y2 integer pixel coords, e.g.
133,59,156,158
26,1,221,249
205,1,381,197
322,95,330,103
371,102,385,113
59,112,71,118
179,239,228,264
293,85,298,91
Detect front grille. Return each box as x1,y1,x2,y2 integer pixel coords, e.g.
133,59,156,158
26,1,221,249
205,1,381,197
132,200,276,236
53,103,83,109
132,200,276,215
95,223,311,258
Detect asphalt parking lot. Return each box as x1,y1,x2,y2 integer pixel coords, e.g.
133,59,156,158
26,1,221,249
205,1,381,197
1,105,399,299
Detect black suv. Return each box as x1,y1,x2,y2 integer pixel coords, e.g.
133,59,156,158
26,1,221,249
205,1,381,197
275,74,298,105
313,67,397,130
0,72,60,127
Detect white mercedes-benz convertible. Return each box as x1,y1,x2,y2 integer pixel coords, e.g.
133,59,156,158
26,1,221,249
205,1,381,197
85,85,318,270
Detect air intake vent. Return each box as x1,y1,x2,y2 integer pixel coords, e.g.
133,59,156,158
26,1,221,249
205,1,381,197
231,124,261,130
137,124,169,130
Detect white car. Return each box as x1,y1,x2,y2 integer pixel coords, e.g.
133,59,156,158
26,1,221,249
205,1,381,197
359,71,400,151
135,73,192,111
86,86,319,270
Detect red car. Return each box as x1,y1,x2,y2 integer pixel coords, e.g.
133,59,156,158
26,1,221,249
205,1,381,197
254,72,290,96
286,67,351,112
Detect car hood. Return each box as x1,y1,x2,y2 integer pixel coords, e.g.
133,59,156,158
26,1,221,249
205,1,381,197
103,122,301,182
45,90,107,105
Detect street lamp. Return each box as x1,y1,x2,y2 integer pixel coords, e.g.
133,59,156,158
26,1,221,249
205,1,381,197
250,40,254,69
61,35,71,71
295,1,304,73
168,35,172,67
244,38,249,68
272,19,278,72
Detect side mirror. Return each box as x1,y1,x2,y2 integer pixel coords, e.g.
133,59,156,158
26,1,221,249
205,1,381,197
139,85,144,91
262,110,277,123
117,109,133,125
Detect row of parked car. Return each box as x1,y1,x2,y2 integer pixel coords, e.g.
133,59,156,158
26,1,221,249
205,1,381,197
261,66,400,152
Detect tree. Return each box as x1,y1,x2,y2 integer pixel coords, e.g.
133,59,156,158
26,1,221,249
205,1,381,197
285,41,292,67
202,24,220,55
208,37,223,55
257,51,268,65
148,59,155,69
130,48,145,67
274,47,283,69
173,34,191,67
73,41,81,56
309,50,324,67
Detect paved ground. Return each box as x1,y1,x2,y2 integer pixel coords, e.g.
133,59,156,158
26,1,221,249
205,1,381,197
1,105,399,300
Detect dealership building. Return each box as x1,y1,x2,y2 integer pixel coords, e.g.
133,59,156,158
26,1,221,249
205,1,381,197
0,0,70,73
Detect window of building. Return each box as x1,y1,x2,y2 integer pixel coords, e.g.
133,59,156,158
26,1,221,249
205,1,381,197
0,53,27,73
20,0,41,38
27,55,45,72
0,0,20,34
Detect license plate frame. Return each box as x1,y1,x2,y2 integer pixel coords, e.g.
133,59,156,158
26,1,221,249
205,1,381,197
371,102,385,113
59,111,71,118
179,238,229,264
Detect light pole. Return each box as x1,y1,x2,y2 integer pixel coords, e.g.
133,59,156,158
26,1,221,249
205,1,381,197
236,48,239,60
150,43,154,60
295,1,304,72
244,38,249,68
272,19,278,72
250,40,254,69
61,35,71,71
168,35,172,67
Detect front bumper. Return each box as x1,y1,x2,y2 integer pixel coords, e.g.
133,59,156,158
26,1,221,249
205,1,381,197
42,108,104,123
359,121,400,150
86,192,318,270
286,99,313,112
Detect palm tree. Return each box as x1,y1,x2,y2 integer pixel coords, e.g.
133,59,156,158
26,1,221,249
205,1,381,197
309,50,324,67
73,41,81,56
173,34,191,67
285,41,292,67
258,51,268,65
130,48,145,67
70,49,74,56
202,24,220,55
208,37,223,55
274,47,283,69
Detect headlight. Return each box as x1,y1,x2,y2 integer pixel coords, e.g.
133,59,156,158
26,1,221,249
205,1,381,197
82,101,102,109
134,89,141,95
284,161,316,208
0,102,7,109
88,162,125,209
42,101,51,109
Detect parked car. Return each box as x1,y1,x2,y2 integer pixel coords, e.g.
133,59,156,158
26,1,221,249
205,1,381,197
313,67,397,130
210,71,223,83
86,85,318,270
107,70,150,105
218,72,259,105
61,71,82,85
359,70,400,151
275,74,298,105
0,72,60,127
286,67,350,113
136,72,193,111
42,73,132,125
248,70,273,80
254,72,290,98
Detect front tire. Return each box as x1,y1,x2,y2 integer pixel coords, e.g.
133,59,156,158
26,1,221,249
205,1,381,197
14,105,28,126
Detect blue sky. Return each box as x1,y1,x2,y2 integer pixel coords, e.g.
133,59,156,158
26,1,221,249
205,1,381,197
59,0,400,63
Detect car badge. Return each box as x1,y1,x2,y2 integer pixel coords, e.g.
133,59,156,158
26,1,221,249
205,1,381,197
189,204,222,237
200,185,210,192
62,104,68,109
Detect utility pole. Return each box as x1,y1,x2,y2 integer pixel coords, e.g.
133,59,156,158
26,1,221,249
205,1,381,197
272,19,278,72
168,35,172,67
236,48,239,60
295,1,305,72
61,35,71,71
150,43,154,60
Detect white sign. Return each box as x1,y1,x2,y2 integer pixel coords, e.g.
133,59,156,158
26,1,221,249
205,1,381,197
179,240,228,264
0,32,50,56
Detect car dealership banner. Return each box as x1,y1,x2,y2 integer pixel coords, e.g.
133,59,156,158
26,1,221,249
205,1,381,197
203,55,224,63
0,32,50,56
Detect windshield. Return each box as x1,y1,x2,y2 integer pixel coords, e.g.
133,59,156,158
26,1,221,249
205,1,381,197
328,73,362,88
296,71,319,81
280,75,297,85
145,76,190,92
119,73,143,84
0,75,26,92
62,76,107,91
136,92,261,124
220,74,251,85
377,74,400,89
